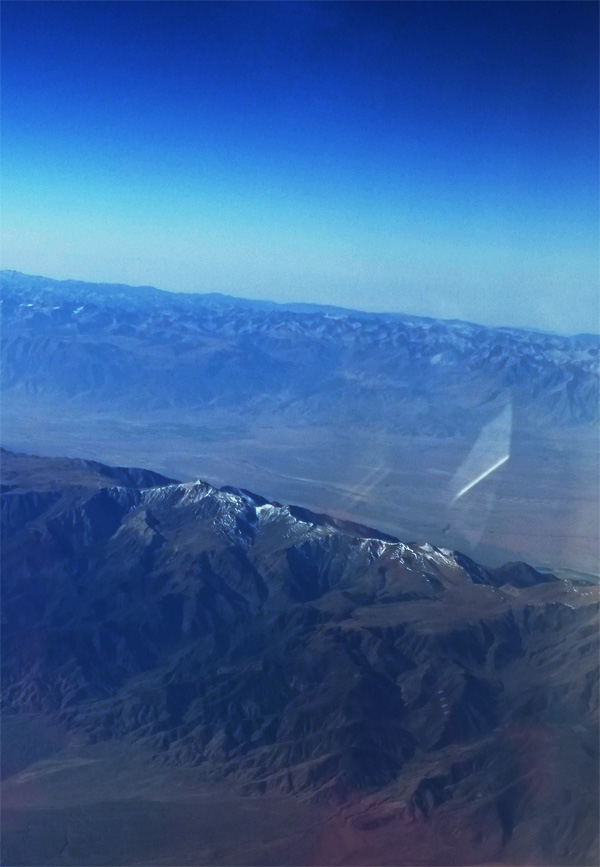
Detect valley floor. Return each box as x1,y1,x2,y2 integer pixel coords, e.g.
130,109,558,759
2,403,598,577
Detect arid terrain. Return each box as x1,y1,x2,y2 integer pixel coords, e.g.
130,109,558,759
2,450,598,865
3,2,598,864
2,271,598,577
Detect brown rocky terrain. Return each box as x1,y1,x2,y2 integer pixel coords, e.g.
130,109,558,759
2,450,598,865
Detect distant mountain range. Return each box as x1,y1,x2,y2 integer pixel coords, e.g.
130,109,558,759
2,449,598,865
1,269,598,577
2,269,598,427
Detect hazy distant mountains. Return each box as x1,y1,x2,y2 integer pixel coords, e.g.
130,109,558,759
2,450,598,865
1,269,598,428
1,270,598,577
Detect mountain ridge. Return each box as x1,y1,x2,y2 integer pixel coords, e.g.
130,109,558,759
0,448,565,587
2,268,598,580
2,269,597,427
2,450,598,864
5,269,597,337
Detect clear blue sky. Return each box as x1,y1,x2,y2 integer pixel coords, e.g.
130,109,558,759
2,1,598,332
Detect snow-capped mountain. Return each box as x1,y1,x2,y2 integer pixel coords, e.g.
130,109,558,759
2,450,598,864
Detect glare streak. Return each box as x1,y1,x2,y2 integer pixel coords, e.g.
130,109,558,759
451,454,509,502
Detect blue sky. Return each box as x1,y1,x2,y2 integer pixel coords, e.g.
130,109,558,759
2,1,598,332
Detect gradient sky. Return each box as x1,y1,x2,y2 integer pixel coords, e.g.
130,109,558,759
2,1,598,332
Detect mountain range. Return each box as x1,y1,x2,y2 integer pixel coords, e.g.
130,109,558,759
1,270,598,576
2,270,597,425
2,449,598,865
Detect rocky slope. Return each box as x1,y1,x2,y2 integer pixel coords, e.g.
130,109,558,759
2,450,598,864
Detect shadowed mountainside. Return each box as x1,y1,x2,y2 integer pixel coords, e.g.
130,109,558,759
2,450,598,865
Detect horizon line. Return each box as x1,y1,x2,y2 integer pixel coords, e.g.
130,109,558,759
2,267,598,340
